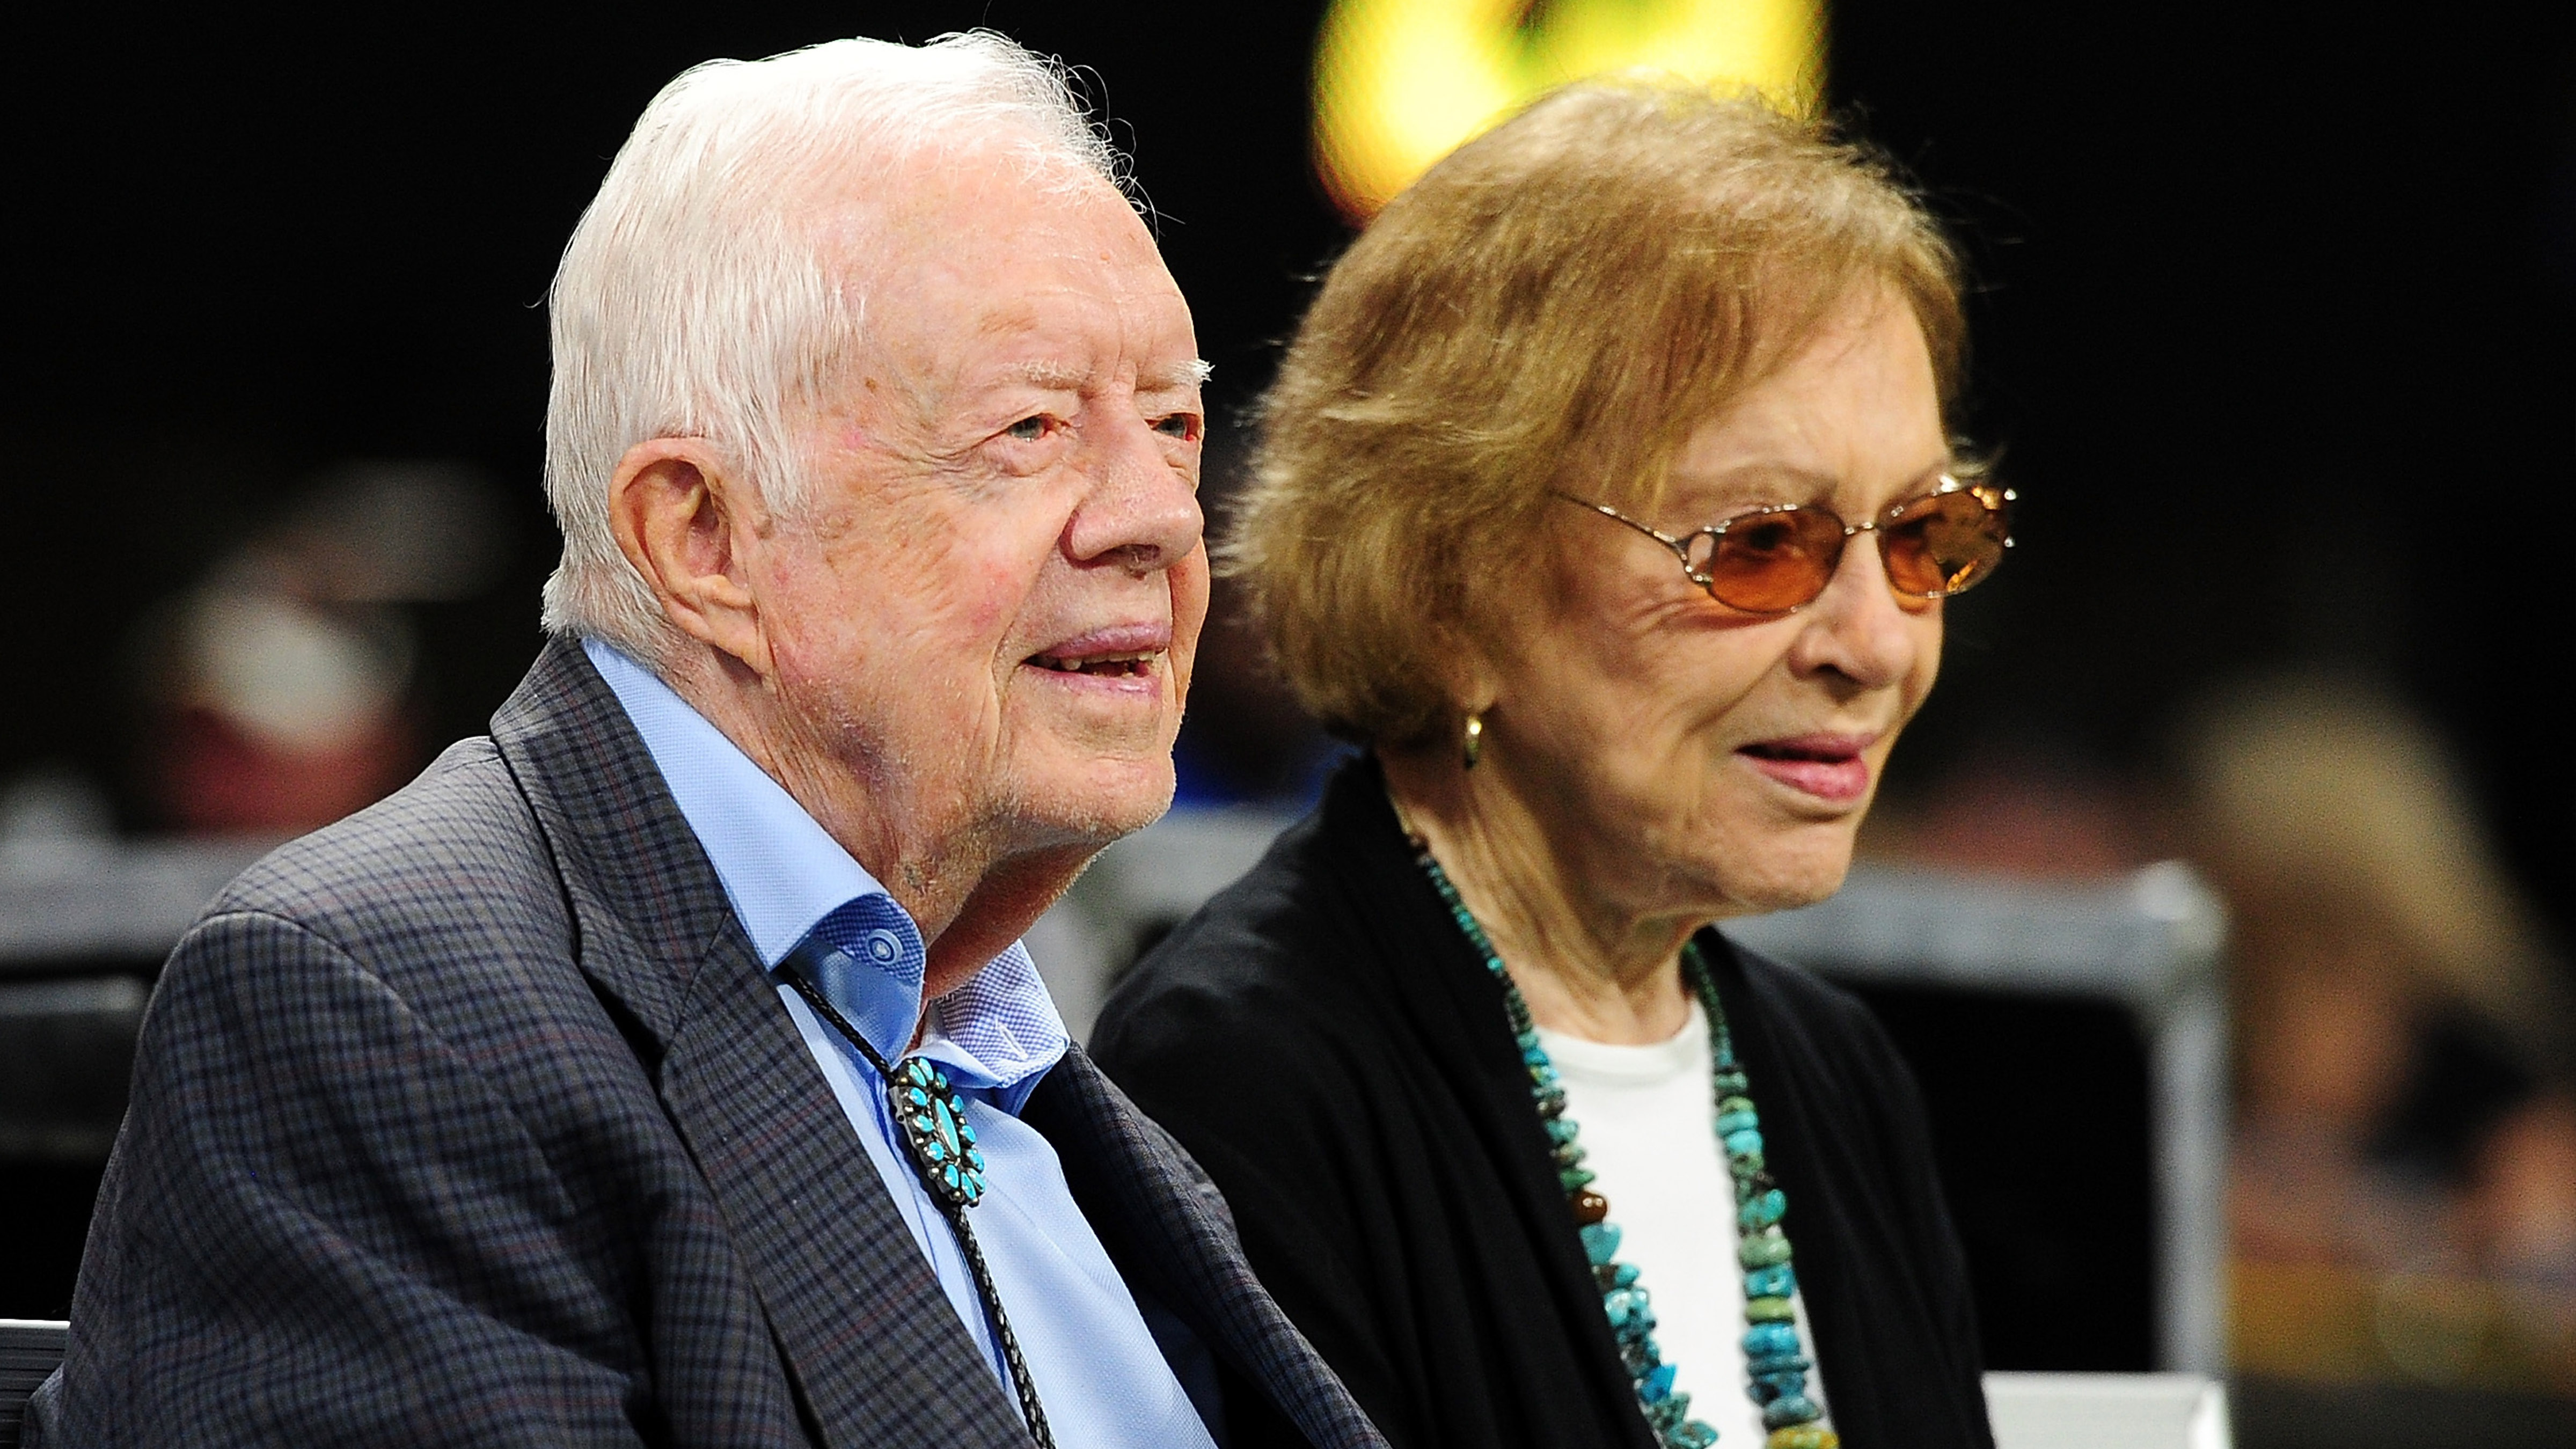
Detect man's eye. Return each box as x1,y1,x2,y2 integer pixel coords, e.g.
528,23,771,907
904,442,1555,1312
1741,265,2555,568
1153,413,1201,441
1006,415,1051,442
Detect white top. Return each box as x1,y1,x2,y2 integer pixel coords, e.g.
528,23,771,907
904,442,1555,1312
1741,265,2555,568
1535,999,1826,1446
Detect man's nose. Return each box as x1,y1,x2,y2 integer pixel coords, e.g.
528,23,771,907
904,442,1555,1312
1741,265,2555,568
1063,416,1204,573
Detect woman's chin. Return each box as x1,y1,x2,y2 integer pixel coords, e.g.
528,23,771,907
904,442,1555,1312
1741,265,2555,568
1703,823,1865,918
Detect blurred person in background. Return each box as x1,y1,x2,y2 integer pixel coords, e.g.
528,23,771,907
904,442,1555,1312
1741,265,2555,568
145,584,418,832
128,464,507,836
1094,78,2009,1449
2180,674,2576,1393
31,34,1385,1448
1853,732,2163,882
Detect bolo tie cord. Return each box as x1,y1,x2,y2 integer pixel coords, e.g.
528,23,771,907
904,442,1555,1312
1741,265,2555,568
781,970,1057,1449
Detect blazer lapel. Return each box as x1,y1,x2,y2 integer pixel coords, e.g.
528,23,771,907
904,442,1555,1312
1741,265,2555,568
1026,1049,1387,1449
660,930,1029,1448
491,639,1026,1448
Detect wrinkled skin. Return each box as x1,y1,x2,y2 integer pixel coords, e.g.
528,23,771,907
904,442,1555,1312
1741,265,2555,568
1387,285,1949,1042
610,150,1208,988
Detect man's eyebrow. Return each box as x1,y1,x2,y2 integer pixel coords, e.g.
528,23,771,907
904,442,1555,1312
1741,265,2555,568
979,357,1212,394
991,360,1092,391
1143,358,1214,391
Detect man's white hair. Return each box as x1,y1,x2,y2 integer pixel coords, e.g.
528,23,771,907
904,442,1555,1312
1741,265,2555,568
539,32,1123,661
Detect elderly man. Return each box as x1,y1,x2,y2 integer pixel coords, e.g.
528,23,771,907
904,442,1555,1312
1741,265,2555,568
32,34,1382,1449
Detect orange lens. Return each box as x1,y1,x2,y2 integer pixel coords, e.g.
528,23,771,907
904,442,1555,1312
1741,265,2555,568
1880,488,2010,596
1694,508,1849,613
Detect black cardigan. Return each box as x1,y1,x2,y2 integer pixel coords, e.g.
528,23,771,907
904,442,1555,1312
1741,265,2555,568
1092,758,1994,1449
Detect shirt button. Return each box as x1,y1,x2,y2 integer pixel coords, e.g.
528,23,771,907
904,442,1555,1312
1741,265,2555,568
863,929,903,965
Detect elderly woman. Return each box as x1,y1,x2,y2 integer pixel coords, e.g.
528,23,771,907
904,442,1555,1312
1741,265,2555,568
1091,78,2006,1449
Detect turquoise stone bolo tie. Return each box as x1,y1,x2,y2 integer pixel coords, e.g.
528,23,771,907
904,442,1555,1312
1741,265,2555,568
889,1055,991,1206
785,971,1053,1448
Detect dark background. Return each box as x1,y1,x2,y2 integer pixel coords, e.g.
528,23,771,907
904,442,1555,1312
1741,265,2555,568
7,1,2571,931
2,0,2571,1394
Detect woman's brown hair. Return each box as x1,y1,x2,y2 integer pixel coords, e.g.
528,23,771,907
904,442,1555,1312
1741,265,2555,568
1230,75,1965,746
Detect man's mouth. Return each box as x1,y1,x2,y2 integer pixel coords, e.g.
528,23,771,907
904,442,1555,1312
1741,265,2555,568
1023,622,1173,685
1028,649,1158,678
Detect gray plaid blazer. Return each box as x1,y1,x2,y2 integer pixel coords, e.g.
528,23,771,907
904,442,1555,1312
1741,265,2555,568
29,639,1385,1449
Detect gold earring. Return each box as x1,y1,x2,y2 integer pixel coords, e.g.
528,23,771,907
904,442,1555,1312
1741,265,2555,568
1462,712,1484,771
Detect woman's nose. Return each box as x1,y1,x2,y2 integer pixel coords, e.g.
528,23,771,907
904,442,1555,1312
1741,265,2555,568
1785,533,1924,690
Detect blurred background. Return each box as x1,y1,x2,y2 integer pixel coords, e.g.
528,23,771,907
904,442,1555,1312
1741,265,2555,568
3,1,2571,1441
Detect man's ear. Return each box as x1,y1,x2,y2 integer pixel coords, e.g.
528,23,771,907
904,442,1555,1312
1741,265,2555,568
605,437,772,675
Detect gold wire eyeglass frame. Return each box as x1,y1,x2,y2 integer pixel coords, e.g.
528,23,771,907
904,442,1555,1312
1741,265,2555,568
1552,474,2016,615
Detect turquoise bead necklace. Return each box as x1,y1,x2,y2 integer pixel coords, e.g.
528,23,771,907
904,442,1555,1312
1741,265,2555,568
1416,843,1839,1449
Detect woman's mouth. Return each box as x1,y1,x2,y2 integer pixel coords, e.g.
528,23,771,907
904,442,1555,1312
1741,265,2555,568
1737,733,1876,803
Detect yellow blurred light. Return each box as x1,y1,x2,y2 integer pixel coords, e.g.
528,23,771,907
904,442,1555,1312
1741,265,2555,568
1314,0,1825,219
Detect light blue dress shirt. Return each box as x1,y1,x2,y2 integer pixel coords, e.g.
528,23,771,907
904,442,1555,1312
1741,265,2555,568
587,640,1219,1448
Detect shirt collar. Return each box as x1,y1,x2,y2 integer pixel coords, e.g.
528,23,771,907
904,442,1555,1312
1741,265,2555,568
586,639,1066,1109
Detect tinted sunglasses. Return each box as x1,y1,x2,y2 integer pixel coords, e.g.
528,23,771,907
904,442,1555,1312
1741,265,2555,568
1555,476,2015,614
